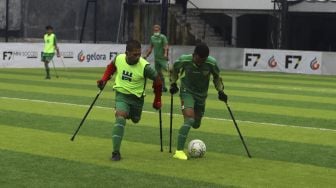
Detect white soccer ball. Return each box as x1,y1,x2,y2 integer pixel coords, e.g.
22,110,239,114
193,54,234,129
188,139,206,158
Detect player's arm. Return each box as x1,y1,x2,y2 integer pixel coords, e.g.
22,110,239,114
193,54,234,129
163,35,169,59
212,63,228,103
169,57,185,94
144,65,162,110
144,44,154,59
54,35,60,57
97,58,117,90
170,57,185,84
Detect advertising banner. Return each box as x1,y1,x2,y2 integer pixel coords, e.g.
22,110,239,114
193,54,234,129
243,49,322,74
0,43,126,68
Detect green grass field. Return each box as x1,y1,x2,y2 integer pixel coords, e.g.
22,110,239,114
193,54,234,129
0,68,335,187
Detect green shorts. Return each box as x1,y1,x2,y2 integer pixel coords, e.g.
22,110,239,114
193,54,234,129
41,52,55,62
155,60,168,73
115,91,144,123
179,89,206,118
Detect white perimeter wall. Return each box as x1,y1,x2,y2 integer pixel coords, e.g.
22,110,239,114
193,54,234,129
1,42,336,75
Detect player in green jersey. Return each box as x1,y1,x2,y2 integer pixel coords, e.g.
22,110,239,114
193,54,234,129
41,25,60,79
144,25,169,92
97,40,163,161
169,43,228,160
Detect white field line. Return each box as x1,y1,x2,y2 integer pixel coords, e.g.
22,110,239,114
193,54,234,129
1,96,335,133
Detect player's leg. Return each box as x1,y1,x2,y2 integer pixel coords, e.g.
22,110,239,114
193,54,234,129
41,52,50,79
192,97,206,129
174,90,195,160
128,96,144,124
111,92,131,161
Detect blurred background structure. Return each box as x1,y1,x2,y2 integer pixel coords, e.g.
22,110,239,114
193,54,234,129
1,0,336,51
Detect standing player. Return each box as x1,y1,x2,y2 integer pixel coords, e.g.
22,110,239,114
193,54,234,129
169,43,228,160
41,25,60,79
97,40,162,161
144,25,169,92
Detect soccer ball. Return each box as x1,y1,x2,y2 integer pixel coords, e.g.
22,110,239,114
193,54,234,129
188,139,206,158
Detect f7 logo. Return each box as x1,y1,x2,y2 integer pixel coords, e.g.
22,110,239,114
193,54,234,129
110,52,118,60
245,53,261,67
285,55,302,69
3,51,13,60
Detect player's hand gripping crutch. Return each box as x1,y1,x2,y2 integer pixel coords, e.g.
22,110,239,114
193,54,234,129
218,91,252,158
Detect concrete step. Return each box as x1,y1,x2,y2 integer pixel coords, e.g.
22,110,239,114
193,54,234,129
170,6,226,47
190,26,215,33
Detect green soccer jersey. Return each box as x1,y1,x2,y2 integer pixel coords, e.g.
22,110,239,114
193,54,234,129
171,54,224,98
150,34,168,61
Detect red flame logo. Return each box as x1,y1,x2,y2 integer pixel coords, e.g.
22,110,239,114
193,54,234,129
268,56,277,68
77,50,85,62
310,57,320,70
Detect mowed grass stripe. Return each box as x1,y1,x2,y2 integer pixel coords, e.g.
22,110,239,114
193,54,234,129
2,80,336,108
3,68,336,83
230,96,336,111
0,77,99,91
225,84,336,98
0,76,167,96
1,94,336,130
4,75,333,109
3,69,336,107
223,75,336,88
0,125,335,188
0,67,105,75
0,73,96,86
0,149,227,188
1,75,336,110
2,83,336,112
222,90,336,105
2,74,336,101
1,109,336,169
0,89,115,108
221,102,335,120
0,82,107,98
222,70,336,82
2,108,335,147
1,96,336,130
3,80,336,107
0,69,101,80
225,82,336,94
2,67,336,81
1,74,333,99
8,74,332,107
2,68,335,90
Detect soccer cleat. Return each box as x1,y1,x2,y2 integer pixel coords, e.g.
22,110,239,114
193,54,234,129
45,75,51,79
111,151,121,161
173,150,188,160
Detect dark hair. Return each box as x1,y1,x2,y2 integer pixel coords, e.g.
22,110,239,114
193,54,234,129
46,25,53,30
194,43,209,58
126,39,141,52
